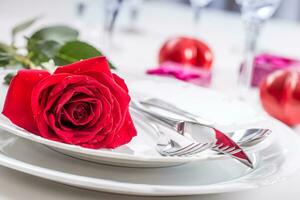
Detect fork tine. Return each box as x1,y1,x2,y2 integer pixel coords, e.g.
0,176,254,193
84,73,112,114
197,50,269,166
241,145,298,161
180,143,210,156
223,147,236,153
167,143,202,156
251,129,271,140
226,148,242,154
241,129,271,144
245,129,271,143
174,143,208,156
212,143,223,149
218,145,230,151
213,144,241,155
217,145,242,154
164,143,196,155
212,143,224,151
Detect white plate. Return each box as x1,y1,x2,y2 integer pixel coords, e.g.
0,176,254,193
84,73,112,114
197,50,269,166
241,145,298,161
0,73,299,195
0,116,298,196
0,73,271,167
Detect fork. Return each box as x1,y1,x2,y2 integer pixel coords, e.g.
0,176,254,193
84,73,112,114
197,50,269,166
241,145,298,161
130,108,213,157
131,100,254,168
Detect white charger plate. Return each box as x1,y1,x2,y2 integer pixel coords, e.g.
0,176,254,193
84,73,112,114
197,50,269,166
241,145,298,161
0,73,271,167
0,116,298,196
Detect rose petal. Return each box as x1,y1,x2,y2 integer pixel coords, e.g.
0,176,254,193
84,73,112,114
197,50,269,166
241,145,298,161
89,112,137,149
64,102,94,126
48,113,101,144
54,56,112,77
51,88,75,116
44,75,103,112
2,70,50,134
31,73,69,140
80,72,130,113
58,109,73,132
102,110,137,148
48,113,74,143
31,73,68,117
86,98,107,128
112,73,129,93
77,72,133,147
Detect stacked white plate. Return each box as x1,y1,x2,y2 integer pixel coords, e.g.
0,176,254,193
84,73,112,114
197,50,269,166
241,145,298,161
0,72,299,196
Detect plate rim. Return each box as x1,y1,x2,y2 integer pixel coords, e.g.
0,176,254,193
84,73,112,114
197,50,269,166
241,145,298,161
0,117,298,196
0,141,262,196
0,116,203,164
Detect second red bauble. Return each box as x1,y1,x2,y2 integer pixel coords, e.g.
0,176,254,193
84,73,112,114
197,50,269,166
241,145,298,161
260,70,300,126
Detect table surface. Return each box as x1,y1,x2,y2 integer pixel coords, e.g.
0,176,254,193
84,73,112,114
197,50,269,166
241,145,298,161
1,0,300,199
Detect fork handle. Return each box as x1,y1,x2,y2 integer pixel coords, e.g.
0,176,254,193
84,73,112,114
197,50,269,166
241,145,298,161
130,100,181,131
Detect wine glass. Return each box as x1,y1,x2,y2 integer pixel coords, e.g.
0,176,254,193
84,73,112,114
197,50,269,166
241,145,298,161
76,1,86,17
74,0,92,26
127,0,143,32
236,0,281,97
190,0,214,25
102,0,123,51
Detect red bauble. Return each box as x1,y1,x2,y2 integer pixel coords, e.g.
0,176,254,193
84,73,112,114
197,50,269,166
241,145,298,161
159,36,213,70
260,70,300,126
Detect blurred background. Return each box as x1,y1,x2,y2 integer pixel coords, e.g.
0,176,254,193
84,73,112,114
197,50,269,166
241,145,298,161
1,0,300,128
1,0,300,21
194,0,300,20
1,0,299,93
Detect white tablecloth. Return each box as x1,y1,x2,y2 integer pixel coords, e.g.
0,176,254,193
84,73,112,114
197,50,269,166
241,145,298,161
0,0,300,199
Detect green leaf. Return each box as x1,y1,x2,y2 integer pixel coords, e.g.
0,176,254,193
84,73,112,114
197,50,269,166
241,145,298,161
28,40,61,65
0,42,14,53
3,73,15,85
34,40,61,58
54,40,102,65
0,55,12,62
0,55,10,66
0,42,14,67
28,25,79,49
12,17,39,45
54,40,116,69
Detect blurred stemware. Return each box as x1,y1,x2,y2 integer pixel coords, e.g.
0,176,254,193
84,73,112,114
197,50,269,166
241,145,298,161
190,0,214,25
102,0,144,52
236,0,281,97
76,1,86,17
102,0,123,51
75,0,91,26
127,0,143,32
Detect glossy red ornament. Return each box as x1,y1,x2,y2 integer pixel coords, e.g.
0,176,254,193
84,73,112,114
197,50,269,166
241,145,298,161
260,70,300,126
159,36,213,70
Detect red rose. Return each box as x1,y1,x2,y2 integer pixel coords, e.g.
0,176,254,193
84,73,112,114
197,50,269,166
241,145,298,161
2,56,137,149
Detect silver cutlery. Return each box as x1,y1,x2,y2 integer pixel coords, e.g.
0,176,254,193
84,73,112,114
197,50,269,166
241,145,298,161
229,128,271,147
141,98,271,147
131,108,214,157
131,100,254,168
